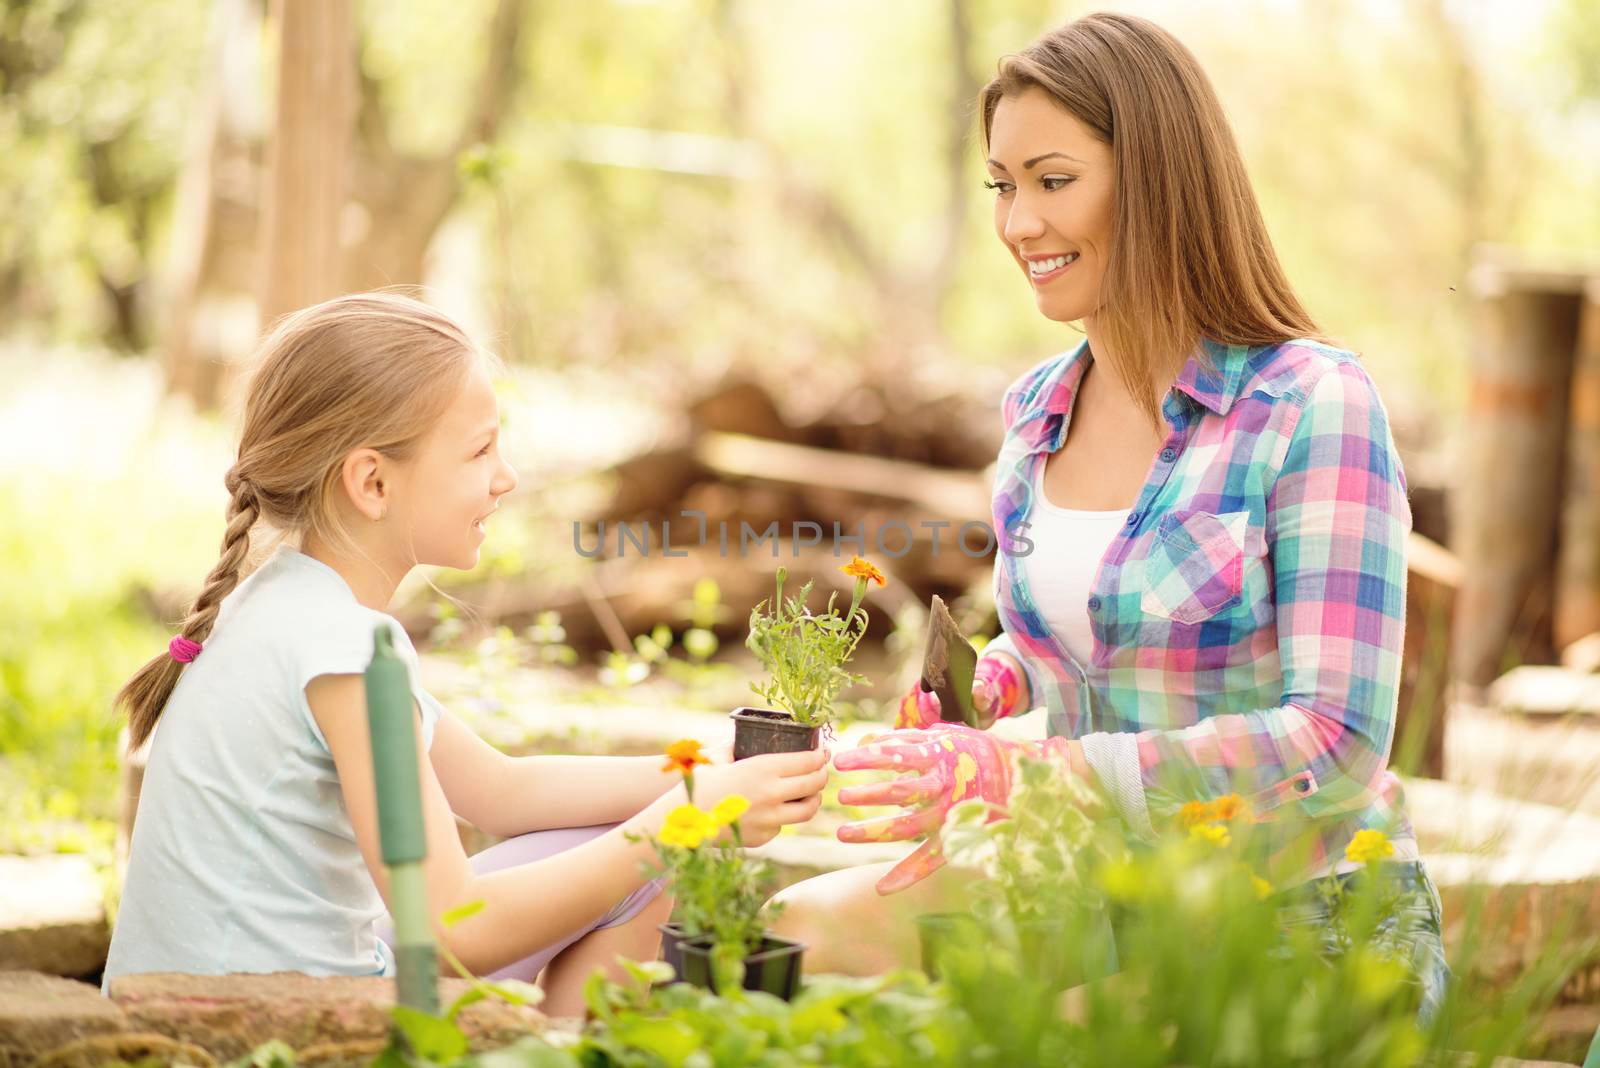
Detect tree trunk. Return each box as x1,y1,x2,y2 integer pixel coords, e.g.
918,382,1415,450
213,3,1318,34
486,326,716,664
257,0,356,327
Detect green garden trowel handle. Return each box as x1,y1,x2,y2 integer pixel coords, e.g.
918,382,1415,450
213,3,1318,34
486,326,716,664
365,624,438,1016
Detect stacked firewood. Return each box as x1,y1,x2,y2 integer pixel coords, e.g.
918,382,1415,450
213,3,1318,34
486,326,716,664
424,374,1010,655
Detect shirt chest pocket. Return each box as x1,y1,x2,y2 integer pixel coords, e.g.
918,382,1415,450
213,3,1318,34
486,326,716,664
1139,509,1254,626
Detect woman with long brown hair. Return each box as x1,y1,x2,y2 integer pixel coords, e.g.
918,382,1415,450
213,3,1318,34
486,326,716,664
771,12,1448,1023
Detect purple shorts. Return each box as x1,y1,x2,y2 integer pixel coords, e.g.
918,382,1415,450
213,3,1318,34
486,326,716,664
377,822,668,982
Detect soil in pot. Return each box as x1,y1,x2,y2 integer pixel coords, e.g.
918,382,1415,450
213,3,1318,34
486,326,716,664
676,933,806,1000
729,706,820,759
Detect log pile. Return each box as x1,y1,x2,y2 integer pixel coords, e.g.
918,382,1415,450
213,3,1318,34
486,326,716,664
421,374,1009,655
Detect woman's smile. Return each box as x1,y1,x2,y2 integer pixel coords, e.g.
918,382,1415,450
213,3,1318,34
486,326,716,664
1024,251,1080,285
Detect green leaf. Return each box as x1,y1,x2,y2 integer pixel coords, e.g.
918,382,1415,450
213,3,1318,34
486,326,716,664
609,1017,700,1066
228,1039,297,1068
472,1038,582,1068
391,1004,469,1063
440,899,487,928
482,977,546,1008
620,958,676,987
444,985,487,1022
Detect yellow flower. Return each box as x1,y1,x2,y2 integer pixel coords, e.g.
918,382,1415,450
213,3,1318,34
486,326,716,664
658,803,717,849
840,556,887,587
1178,800,1212,829
1344,828,1395,865
1211,794,1248,822
1189,822,1231,848
662,739,711,776
710,795,750,827
1251,875,1273,900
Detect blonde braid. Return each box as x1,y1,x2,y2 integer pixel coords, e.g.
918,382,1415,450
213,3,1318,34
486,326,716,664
116,471,260,749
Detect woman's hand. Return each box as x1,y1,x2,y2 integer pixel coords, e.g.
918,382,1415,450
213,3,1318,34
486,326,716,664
893,652,1027,730
688,747,830,848
834,724,1016,894
894,681,998,730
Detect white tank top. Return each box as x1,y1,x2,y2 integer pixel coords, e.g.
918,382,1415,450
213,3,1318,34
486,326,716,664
1023,459,1131,666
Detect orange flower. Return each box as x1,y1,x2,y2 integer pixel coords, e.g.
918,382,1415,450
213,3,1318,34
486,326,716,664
840,556,887,587
662,739,710,776
1211,794,1249,822
1178,800,1211,829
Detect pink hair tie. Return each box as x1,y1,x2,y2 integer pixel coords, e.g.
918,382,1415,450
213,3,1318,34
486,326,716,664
168,636,204,664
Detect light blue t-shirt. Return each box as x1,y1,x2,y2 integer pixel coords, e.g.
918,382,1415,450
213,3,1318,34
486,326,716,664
104,545,440,985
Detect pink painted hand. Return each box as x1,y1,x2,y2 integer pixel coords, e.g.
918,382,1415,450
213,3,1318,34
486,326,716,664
893,653,1029,730
834,723,1018,895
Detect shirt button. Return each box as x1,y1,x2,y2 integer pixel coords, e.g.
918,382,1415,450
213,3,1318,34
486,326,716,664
1160,448,1176,463
1125,512,1139,526
1087,596,1102,612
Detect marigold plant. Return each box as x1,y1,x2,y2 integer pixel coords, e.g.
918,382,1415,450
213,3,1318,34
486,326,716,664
745,557,885,728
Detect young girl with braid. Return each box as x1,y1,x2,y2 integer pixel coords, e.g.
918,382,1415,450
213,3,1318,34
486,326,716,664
104,293,828,1014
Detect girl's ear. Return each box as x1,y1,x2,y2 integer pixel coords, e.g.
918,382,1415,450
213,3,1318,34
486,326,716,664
340,448,389,522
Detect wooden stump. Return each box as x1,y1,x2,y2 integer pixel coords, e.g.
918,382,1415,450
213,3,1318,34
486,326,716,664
1556,282,1600,652
1453,259,1585,689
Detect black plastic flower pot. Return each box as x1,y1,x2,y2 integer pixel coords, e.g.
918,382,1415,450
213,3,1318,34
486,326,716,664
729,706,820,759
658,921,688,980
676,933,805,1000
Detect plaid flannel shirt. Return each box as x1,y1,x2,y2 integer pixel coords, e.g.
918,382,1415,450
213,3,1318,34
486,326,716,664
987,337,1418,887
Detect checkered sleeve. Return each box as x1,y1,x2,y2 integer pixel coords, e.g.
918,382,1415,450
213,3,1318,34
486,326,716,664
1080,361,1412,828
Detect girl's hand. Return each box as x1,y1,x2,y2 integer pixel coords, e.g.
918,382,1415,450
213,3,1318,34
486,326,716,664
834,724,1016,894
690,747,830,848
701,740,735,765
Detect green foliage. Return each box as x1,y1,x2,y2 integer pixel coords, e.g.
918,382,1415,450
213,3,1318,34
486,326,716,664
745,567,873,728
223,807,1593,1068
579,968,963,1068
0,0,209,347
633,787,775,988
594,581,733,696
0,370,227,853
941,754,1127,928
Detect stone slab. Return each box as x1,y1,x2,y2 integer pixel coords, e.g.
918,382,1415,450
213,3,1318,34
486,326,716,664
0,971,128,1068
107,972,545,1062
1447,693,1600,814
0,856,110,978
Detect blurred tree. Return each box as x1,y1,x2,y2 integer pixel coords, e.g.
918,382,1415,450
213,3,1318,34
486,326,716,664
0,0,209,350
162,0,530,406
342,0,528,293
2,0,1598,426
258,0,356,325
1549,0,1600,104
